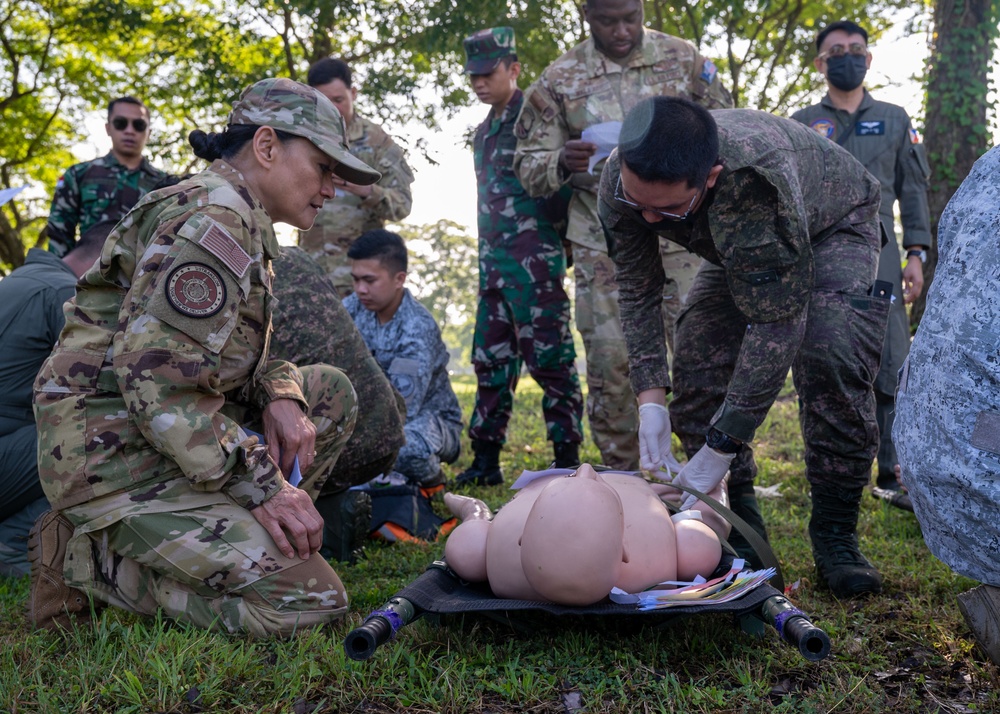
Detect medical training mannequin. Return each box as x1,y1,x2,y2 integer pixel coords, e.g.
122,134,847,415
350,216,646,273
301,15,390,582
443,464,726,606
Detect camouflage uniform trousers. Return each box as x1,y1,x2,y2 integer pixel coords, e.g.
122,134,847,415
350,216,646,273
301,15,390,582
61,363,358,637
396,412,462,483
670,232,888,490
573,242,701,470
468,279,584,446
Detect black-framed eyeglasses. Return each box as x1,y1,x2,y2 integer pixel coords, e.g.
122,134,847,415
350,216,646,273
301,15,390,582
818,43,868,60
614,174,701,221
111,117,148,132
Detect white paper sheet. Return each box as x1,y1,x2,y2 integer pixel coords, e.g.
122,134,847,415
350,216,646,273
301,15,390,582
581,121,622,174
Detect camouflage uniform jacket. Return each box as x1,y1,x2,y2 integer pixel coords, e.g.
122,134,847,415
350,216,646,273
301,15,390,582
46,152,168,258
298,113,414,254
599,109,881,442
343,289,462,428
34,160,307,513
513,29,733,253
791,90,931,248
474,89,565,290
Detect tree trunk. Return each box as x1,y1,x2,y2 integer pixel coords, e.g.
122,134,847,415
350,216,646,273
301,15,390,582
913,0,1000,326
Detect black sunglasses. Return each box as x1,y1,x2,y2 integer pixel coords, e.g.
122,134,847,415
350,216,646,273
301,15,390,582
111,117,148,132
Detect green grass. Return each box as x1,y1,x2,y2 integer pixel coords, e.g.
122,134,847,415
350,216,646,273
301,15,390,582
2,375,997,713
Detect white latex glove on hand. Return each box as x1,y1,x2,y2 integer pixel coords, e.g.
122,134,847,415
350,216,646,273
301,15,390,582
673,444,736,511
638,402,679,475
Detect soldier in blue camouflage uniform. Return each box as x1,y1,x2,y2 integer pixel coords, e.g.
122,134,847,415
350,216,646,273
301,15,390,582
28,78,380,636
599,97,889,598
44,96,169,258
894,146,1000,661
455,27,584,486
792,20,931,495
343,230,463,487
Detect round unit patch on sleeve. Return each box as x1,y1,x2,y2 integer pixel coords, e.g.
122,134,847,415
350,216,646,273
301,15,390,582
165,263,227,318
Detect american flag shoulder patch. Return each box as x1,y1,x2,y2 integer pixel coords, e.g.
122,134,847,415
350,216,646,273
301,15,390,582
197,221,251,278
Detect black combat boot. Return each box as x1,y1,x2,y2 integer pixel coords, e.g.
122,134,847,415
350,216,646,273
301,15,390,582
454,440,504,486
552,441,580,469
314,488,373,564
724,480,769,569
809,483,883,598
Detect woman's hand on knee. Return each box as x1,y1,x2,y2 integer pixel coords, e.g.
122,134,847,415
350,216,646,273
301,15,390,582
251,482,324,560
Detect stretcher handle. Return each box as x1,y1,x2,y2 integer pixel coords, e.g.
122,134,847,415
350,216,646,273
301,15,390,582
344,597,417,661
760,594,831,661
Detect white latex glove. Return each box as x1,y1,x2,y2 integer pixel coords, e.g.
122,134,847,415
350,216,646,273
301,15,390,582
638,402,676,474
673,444,736,511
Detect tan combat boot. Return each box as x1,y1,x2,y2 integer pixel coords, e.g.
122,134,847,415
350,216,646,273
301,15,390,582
27,510,90,630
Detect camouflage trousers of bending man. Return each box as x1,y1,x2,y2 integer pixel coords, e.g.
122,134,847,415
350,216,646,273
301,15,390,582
573,241,701,470
670,234,888,490
468,279,584,446
60,364,358,637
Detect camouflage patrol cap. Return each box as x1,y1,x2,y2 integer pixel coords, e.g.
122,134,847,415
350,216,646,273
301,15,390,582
463,27,516,74
228,77,381,186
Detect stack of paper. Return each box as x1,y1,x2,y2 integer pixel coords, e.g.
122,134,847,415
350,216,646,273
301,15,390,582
610,560,777,610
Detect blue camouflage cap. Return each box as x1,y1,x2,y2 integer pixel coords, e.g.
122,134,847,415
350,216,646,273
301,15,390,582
463,27,516,74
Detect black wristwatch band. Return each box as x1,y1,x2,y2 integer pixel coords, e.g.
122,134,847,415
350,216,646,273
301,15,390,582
905,248,927,264
706,427,743,454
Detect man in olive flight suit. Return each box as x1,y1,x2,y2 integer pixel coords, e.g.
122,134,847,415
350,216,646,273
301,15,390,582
792,20,931,497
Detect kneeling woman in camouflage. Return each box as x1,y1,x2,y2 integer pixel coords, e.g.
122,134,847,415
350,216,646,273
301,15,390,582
30,78,380,636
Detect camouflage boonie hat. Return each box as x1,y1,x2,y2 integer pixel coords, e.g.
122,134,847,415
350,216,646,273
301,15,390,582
463,27,516,74
229,78,381,186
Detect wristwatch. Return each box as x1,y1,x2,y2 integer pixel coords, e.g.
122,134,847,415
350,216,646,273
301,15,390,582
905,248,927,264
706,427,743,454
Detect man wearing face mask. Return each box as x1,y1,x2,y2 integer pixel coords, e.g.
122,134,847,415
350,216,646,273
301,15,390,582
792,21,932,500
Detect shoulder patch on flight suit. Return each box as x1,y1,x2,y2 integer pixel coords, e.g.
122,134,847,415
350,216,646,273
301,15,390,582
809,118,836,139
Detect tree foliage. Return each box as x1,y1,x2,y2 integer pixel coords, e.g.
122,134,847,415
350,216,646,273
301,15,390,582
643,0,913,112
402,219,479,363
0,0,282,271
1,0,997,279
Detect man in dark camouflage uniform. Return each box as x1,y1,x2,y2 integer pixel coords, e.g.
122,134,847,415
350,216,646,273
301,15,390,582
455,27,584,486
599,97,890,598
791,20,931,496
44,96,168,258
